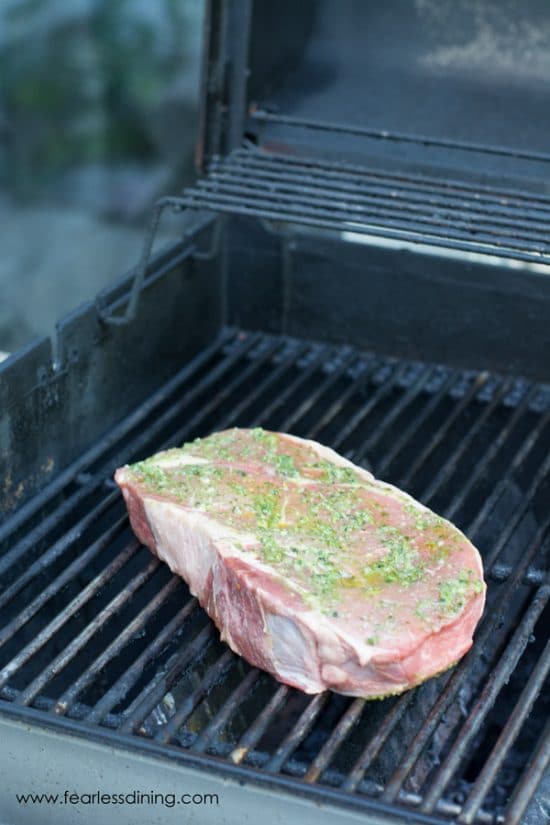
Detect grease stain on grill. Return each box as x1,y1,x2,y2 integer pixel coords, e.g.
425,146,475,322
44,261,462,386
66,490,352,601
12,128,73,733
0,327,549,825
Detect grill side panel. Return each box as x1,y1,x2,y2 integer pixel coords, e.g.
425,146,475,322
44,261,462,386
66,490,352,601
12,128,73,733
0,217,223,524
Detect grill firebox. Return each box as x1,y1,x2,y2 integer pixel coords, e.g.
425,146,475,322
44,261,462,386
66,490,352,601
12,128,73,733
1,328,548,824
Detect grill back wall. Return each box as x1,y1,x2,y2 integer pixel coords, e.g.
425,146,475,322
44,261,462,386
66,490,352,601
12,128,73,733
224,216,550,379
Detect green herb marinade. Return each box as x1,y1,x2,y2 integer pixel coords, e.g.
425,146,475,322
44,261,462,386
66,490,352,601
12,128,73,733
129,428,482,619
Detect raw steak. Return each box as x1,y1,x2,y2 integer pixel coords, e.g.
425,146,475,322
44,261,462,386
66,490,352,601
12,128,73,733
115,428,486,697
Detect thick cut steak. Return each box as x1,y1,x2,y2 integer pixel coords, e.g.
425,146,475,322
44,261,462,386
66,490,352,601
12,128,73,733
115,428,485,697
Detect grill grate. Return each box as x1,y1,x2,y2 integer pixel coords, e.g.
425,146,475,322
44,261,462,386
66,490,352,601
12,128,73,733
0,328,549,824
179,147,550,265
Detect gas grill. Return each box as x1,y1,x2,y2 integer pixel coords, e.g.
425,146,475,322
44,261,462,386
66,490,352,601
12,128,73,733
1,2,549,823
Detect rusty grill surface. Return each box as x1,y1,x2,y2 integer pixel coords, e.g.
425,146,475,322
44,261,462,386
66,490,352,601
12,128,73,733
0,327,549,824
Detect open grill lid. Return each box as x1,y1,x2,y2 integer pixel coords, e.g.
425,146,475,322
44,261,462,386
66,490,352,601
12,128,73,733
188,0,550,265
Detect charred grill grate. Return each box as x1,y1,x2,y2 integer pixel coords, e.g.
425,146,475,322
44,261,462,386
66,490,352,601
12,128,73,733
179,147,550,265
0,327,549,824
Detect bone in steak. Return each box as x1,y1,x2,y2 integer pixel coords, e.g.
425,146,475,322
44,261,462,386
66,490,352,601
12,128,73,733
115,428,486,697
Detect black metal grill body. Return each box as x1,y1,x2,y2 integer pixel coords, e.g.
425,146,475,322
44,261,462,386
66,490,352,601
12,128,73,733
1,311,549,824
1,1,550,823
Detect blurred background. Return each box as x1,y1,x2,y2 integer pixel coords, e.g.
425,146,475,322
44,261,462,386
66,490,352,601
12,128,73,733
0,0,205,354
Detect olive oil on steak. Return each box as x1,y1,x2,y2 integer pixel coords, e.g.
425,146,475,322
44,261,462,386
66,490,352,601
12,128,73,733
132,428,482,624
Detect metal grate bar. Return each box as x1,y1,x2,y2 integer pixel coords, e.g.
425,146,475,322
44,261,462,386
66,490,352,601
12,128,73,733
475,447,550,571
304,698,366,783
219,150,550,219
200,173,550,248
420,581,550,812
266,693,330,773
382,519,550,803
119,623,215,734
459,638,550,823
53,576,182,715
249,346,331,427
180,149,550,264
376,368,460,477
84,597,198,724
0,515,128,652
249,110,550,166
279,349,358,433
0,489,119,611
418,380,511,504
0,537,138,689
191,668,261,753
305,360,378,442
444,384,539,521
399,373,489,488
504,718,550,825
490,563,546,586
342,694,412,792
214,342,311,430
155,650,235,745
352,365,434,465
16,558,161,706
229,684,290,765
345,777,496,824
329,361,404,451
466,409,550,538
